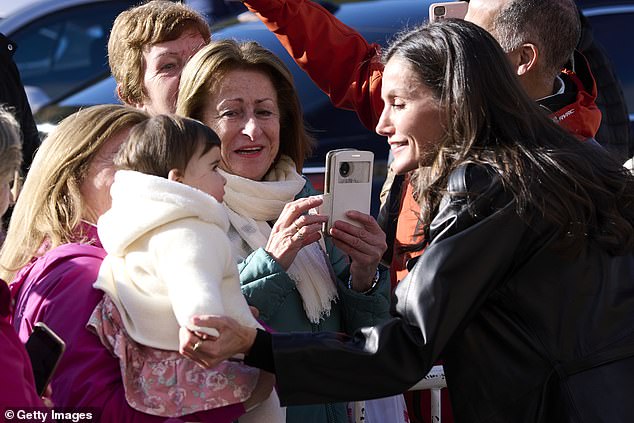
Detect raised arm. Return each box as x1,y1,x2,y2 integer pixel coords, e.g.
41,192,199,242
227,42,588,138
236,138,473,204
242,0,384,129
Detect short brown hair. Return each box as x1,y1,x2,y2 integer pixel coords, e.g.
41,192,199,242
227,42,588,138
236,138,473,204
116,114,220,178
108,0,211,106
493,0,580,79
176,39,314,171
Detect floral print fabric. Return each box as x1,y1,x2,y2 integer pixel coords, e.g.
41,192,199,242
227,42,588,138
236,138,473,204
88,295,258,417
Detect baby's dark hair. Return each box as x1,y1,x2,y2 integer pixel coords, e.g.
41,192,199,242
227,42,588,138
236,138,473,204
116,114,220,177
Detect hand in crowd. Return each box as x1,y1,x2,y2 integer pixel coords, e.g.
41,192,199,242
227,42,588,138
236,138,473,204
265,196,328,270
329,210,387,291
179,316,255,369
42,386,54,407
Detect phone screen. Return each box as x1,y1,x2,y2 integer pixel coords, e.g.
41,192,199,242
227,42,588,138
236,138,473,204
25,322,66,396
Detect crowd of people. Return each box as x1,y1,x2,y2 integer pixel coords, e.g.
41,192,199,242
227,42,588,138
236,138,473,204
1,0,634,422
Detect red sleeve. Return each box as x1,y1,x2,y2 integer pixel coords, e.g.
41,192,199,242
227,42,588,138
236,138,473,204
243,0,384,129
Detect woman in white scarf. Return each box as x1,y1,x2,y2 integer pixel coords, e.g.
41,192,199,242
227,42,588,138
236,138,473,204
177,40,392,423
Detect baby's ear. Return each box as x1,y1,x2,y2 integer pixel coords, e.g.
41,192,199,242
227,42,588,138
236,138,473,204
168,169,184,182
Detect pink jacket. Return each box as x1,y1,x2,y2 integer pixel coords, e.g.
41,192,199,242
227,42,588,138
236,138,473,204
10,224,243,422
0,280,43,408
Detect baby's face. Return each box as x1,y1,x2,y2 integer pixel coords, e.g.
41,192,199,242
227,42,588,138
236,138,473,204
181,145,226,202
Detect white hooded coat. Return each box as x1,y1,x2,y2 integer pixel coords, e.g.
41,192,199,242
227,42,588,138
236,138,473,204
94,170,262,351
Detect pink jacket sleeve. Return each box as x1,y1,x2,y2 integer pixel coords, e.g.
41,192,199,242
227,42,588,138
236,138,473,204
243,0,384,130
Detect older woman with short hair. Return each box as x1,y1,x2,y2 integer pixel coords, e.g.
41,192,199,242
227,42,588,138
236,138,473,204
108,0,210,115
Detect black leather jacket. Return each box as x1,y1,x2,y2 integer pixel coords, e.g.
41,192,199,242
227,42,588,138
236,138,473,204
267,164,634,422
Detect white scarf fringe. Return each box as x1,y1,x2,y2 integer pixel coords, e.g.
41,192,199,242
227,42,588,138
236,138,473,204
220,156,338,323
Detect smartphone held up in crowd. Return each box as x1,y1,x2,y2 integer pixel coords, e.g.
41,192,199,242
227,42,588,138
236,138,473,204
321,149,374,233
25,321,66,396
429,1,468,22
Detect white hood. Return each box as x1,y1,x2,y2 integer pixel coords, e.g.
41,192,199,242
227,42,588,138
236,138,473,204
98,170,228,256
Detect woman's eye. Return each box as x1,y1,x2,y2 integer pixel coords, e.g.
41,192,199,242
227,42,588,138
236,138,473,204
220,110,239,118
391,102,405,110
160,63,177,72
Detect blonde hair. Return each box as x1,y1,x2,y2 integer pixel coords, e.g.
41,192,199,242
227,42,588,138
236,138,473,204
108,0,211,106
0,105,22,185
176,39,314,171
0,105,148,282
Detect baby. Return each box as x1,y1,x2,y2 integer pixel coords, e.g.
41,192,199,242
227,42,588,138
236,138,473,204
90,114,283,421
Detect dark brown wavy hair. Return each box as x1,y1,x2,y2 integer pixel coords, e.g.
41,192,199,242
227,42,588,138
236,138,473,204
384,19,634,255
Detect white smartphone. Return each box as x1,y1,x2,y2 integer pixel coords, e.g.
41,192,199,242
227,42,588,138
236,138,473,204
322,149,374,233
25,321,66,396
429,1,468,22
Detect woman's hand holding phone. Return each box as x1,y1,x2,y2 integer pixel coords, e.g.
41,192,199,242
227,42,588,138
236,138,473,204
265,196,328,270
329,210,387,292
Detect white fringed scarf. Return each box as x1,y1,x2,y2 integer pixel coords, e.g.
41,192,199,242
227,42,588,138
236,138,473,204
219,156,338,323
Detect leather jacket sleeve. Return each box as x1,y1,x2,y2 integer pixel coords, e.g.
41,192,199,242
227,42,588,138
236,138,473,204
269,164,531,406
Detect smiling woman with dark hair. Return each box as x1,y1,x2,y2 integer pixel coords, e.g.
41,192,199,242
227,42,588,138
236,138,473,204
179,20,634,423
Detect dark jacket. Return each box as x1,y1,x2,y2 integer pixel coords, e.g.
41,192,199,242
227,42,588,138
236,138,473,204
577,12,631,161
0,33,39,174
267,164,634,423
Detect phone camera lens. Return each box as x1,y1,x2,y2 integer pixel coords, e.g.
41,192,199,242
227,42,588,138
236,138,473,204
339,162,351,177
434,5,445,16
